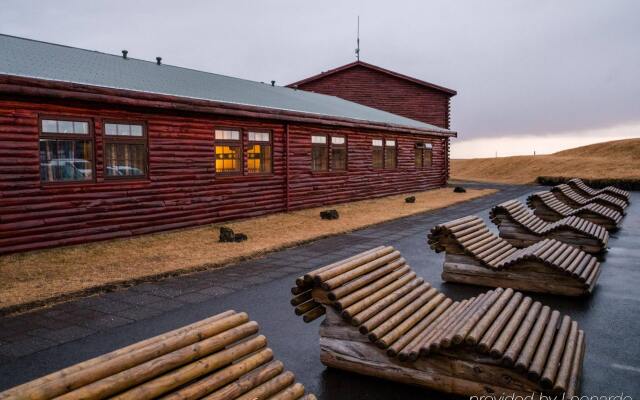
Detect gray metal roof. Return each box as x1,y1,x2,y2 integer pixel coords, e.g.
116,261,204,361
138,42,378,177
0,34,452,134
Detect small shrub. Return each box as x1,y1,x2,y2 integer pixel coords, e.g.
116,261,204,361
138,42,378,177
234,233,248,242
453,186,466,193
405,196,416,203
219,226,248,242
320,209,339,220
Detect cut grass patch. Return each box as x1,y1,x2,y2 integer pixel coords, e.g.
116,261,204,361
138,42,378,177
0,187,496,312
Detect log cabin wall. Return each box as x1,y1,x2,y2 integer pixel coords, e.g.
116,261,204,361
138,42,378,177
292,64,452,129
0,97,447,254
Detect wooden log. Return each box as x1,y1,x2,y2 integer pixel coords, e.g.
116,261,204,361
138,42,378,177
503,302,543,366
313,247,395,285
526,310,561,380
268,383,306,400
302,246,386,284
358,283,430,334
341,272,416,320
295,300,320,316
540,315,571,388
478,292,523,353
302,306,326,323
490,296,532,358
201,360,284,400
111,335,268,400
159,348,274,400
327,257,406,300
552,321,579,392
334,266,412,310
566,330,585,398
0,310,240,400
56,322,261,400
392,298,452,360
233,371,296,400
466,288,514,345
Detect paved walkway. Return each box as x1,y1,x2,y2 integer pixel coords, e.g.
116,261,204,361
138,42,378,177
1,184,639,399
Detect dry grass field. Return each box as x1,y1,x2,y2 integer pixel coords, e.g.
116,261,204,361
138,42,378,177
451,138,640,184
0,187,495,310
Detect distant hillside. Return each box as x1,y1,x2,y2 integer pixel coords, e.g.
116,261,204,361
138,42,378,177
451,138,640,184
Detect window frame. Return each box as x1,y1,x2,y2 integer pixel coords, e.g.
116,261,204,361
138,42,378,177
415,142,433,169
214,126,244,176
38,115,96,185
384,138,397,170
246,129,273,175
371,138,384,170
330,135,348,172
311,133,329,172
102,119,149,181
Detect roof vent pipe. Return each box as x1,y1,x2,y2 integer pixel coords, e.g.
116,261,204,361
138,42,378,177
271,80,275,87
122,50,128,59
156,57,162,65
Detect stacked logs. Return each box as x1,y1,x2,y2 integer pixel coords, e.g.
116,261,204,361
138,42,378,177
428,216,601,288
567,178,630,203
550,184,627,214
527,191,623,231
290,247,585,396
489,199,609,253
0,310,316,400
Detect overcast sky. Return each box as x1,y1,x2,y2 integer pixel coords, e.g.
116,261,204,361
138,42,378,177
1,0,638,157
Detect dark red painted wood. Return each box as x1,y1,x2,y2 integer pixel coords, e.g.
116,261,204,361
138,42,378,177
0,98,448,254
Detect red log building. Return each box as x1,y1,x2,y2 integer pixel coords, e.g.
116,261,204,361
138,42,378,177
0,35,457,253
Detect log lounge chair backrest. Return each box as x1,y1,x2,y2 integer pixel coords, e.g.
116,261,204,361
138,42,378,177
568,178,630,202
0,310,316,400
527,191,623,224
428,216,600,284
291,246,585,395
551,184,628,212
490,199,609,245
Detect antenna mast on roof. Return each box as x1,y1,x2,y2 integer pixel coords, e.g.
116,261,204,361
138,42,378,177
355,16,360,61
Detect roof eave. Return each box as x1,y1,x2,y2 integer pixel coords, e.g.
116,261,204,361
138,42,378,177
0,74,456,138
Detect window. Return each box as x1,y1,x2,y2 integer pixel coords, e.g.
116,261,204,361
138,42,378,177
311,135,328,171
331,136,346,171
372,139,384,169
40,118,94,183
247,131,272,174
384,139,396,169
104,122,147,179
215,129,242,173
415,142,433,169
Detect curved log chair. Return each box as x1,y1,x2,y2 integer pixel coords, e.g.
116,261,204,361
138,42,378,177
550,184,627,214
490,199,609,254
527,191,623,231
567,178,630,203
428,216,601,296
290,246,586,398
0,310,316,400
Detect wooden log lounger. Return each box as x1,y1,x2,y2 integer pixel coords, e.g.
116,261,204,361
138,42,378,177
550,184,627,215
490,199,609,254
0,310,316,400
428,216,601,296
567,178,630,204
527,191,623,231
290,246,586,398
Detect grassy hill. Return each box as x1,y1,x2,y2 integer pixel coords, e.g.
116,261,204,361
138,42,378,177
451,138,640,184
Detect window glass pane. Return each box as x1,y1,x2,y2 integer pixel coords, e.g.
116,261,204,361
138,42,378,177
311,135,326,144
105,143,146,177
332,147,346,170
372,139,383,147
415,147,424,168
425,149,433,166
386,139,396,147
249,131,269,142
215,129,240,140
39,139,93,182
105,123,118,135
248,144,272,173
215,144,241,173
73,121,89,134
42,120,58,133
372,148,383,169
116,124,130,136
385,147,396,169
332,136,345,145
311,145,328,171
130,124,143,137
57,121,74,134
424,143,433,150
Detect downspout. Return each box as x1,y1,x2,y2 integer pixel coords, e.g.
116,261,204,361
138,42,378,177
285,123,290,211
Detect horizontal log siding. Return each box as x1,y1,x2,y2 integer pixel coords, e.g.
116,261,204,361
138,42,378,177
0,98,446,253
295,65,452,129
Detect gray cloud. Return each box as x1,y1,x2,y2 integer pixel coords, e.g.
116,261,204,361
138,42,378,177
1,0,638,139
